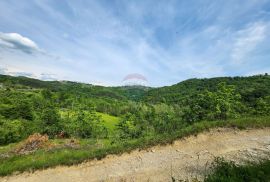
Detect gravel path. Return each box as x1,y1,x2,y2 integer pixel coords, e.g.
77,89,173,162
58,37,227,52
1,128,270,182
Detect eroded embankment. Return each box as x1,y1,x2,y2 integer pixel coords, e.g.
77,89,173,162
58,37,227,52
1,128,270,182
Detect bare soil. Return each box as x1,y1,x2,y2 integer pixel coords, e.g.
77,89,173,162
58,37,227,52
1,128,270,182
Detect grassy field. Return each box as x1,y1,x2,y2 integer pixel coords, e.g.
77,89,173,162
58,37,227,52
0,116,269,176
97,112,120,134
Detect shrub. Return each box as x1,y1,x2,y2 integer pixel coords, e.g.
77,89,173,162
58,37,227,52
117,113,143,139
63,110,108,139
183,82,243,123
40,107,61,137
0,117,24,145
205,158,270,182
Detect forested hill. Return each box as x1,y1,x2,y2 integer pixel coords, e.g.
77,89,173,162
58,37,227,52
1,74,269,104
0,74,150,101
1,74,270,104
0,73,269,159
143,74,270,104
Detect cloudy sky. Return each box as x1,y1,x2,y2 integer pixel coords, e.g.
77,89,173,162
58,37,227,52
0,0,270,86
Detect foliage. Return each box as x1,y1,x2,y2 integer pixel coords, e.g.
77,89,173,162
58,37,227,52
183,83,244,123
0,117,24,145
0,74,269,145
39,106,61,137
0,74,269,175
117,113,143,139
61,108,108,139
205,158,270,182
253,96,270,115
0,116,269,176
143,74,270,105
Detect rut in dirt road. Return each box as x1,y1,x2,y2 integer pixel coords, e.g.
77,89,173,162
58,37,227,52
1,128,270,182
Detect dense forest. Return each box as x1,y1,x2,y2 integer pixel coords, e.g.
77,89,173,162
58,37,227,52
0,73,269,145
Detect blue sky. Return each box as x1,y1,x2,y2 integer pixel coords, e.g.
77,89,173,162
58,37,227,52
0,0,270,86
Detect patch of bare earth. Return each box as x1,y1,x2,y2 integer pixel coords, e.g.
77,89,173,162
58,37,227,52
1,128,270,182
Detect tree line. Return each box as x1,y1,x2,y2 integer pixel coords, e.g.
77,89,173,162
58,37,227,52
0,74,269,145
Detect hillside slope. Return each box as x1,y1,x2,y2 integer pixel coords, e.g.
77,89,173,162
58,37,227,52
0,74,150,101
1,74,270,104
1,128,269,182
143,75,270,104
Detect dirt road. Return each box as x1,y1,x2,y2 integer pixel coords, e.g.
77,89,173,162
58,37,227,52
1,128,270,182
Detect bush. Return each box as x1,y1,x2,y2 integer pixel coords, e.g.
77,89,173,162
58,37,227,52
39,107,61,137
62,110,108,139
183,82,243,123
205,158,270,182
117,113,143,139
254,96,270,115
0,117,24,145
0,98,33,121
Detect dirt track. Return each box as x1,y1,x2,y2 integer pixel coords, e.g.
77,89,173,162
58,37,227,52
1,128,270,182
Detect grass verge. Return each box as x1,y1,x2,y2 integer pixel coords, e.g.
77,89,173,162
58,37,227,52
205,158,270,182
0,116,269,176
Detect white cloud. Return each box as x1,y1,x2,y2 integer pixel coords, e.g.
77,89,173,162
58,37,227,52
0,0,269,86
0,65,36,78
0,32,40,54
0,67,7,75
0,65,61,81
40,73,57,81
231,22,267,64
9,71,35,77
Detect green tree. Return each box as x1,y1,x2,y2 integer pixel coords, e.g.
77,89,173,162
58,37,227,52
117,113,142,139
206,82,242,120
40,106,61,137
183,82,243,122
254,96,270,115
0,117,24,145
64,105,108,139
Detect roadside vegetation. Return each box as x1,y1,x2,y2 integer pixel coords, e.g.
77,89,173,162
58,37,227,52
0,74,269,176
205,158,270,182
0,116,269,176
